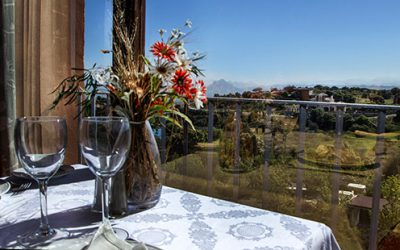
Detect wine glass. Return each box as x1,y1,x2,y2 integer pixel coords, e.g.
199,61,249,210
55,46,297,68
79,117,131,235
14,116,69,247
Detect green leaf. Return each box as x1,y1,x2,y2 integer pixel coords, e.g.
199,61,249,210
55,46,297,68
151,75,160,93
169,109,195,131
141,55,151,66
190,65,205,77
149,104,167,114
162,115,182,129
121,90,133,104
192,54,206,62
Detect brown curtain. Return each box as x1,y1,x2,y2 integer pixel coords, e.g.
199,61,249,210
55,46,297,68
14,0,84,165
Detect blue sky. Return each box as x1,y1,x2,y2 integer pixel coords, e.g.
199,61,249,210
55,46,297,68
85,0,113,67
86,0,400,87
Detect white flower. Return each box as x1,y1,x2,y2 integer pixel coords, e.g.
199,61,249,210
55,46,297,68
175,52,192,70
193,83,207,109
90,67,117,85
177,41,186,51
109,74,120,85
185,19,192,28
171,29,186,39
158,29,166,36
175,45,192,69
194,95,204,109
90,68,109,85
171,29,180,38
148,61,175,81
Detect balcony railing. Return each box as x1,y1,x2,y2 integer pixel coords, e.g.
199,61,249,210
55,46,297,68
164,97,400,250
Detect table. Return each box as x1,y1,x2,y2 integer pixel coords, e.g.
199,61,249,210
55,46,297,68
0,165,340,249
348,195,388,227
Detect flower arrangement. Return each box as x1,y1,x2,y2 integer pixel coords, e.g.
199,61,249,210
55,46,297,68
52,20,207,128
51,2,207,212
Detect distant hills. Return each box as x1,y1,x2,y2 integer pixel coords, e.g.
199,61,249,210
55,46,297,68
206,79,400,96
206,79,245,97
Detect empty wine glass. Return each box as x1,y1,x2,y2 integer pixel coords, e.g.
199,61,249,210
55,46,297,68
14,116,69,247
79,117,131,235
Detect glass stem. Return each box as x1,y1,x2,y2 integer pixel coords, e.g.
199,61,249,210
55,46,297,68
101,177,110,223
38,180,50,235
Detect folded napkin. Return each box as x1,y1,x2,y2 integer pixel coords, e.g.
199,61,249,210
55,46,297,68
44,222,161,250
86,221,148,250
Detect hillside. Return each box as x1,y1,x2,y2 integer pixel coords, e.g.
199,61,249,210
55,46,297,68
206,79,244,97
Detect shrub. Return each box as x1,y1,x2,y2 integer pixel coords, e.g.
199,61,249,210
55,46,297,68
379,175,400,240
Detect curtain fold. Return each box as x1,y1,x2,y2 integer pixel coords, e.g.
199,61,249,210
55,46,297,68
0,0,16,176
12,0,84,167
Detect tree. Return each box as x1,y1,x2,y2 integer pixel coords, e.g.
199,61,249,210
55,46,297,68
342,94,356,103
369,93,385,104
379,90,392,100
394,110,400,124
326,90,334,97
392,88,400,105
283,85,296,93
309,108,336,130
391,87,400,95
361,92,368,99
333,91,356,103
343,113,355,131
314,85,324,90
349,115,375,132
242,91,252,98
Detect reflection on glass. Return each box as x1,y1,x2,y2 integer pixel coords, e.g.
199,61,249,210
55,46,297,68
14,116,69,247
79,117,131,230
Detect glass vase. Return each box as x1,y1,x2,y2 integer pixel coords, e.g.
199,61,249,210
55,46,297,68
125,120,162,212
92,120,162,216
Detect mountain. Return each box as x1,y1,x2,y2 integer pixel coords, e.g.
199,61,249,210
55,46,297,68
206,79,245,97
205,79,400,97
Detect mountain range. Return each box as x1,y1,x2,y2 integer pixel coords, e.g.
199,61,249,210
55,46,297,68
206,79,400,96
206,79,245,97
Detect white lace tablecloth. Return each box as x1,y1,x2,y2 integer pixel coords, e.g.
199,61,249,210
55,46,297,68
0,176,340,249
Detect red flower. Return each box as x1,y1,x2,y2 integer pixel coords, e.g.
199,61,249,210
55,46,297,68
151,98,164,115
151,98,163,107
135,100,141,109
197,80,207,96
172,68,193,99
106,84,116,93
150,41,175,61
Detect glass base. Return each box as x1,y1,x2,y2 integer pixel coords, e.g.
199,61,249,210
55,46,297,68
17,227,70,248
127,186,161,214
127,199,159,213
113,227,129,240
